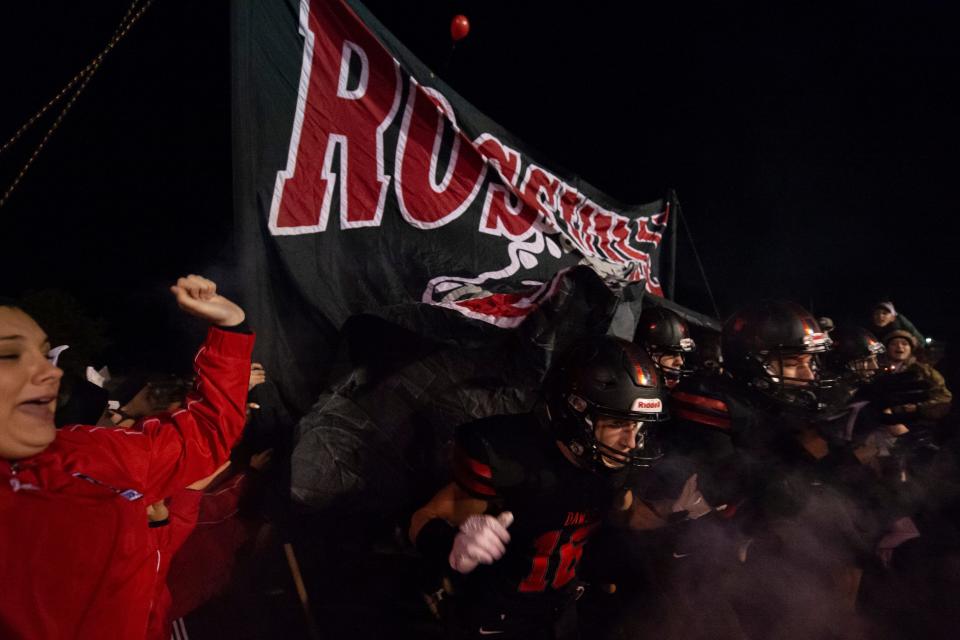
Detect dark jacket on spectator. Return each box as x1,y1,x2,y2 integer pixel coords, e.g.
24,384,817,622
882,357,952,423
869,314,924,346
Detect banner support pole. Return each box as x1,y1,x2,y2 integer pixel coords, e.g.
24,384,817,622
667,188,679,302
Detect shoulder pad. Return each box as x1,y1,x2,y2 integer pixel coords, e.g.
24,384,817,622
453,415,535,499
453,419,498,498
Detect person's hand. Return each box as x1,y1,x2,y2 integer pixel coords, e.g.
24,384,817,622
170,275,245,327
107,407,137,428
249,363,266,390
186,460,231,491
887,423,910,437
249,448,273,471
672,474,713,520
147,500,170,522
449,512,514,574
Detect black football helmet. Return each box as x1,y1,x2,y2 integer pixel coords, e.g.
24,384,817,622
545,336,669,472
825,326,885,382
722,301,833,410
633,306,697,385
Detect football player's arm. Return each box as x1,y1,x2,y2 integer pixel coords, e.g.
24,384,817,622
411,482,514,574
621,493,669,529
409,482,488,543
409,483,488,573
620,472,715,531
605,486,668,529
414,423,516,573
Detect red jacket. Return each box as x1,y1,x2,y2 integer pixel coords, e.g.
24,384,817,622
146,488,203,640
167,469,259,620
0,326,254,640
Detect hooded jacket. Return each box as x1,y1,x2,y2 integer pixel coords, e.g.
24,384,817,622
0,326,254,640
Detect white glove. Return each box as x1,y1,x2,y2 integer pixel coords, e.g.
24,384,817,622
671,474,713,520
448,512,514,574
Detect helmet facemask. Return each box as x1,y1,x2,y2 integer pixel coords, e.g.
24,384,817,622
635,307,698,387
824,326,885,386
546,337,670,474
561,393,667,471
751,347,834,411
649,341,696,388
723,301,835,412
847,354,882,381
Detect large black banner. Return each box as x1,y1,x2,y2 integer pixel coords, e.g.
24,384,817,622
232,0,670,416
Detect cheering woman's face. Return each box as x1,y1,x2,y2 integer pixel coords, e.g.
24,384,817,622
0,306,62,460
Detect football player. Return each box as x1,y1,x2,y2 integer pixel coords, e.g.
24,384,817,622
409,336,670,639
660,302,884,638
633,306,697,389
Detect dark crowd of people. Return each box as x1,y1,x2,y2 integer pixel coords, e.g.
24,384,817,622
3,281,959,640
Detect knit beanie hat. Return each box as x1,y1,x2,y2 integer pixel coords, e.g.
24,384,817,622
884,329,917,350
875,301,897,317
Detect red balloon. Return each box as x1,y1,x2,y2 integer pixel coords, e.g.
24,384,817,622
450,14,470,42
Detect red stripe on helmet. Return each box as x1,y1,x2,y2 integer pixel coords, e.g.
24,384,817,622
624,342,658,387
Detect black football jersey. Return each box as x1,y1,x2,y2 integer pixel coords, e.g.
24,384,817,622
666,373,852,518
453,413,626,605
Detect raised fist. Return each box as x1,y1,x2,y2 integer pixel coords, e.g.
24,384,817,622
449,512,514,574
170,275,245,327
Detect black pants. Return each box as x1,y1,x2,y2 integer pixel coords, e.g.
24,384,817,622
442,592,580,640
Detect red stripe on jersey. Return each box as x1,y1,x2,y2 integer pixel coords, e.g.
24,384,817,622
454,467,497,497
672,391,729,415
454,445,493,479
673,407,732,430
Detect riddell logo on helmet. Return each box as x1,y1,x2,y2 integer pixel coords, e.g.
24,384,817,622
803,332,829,349
631,398,663,413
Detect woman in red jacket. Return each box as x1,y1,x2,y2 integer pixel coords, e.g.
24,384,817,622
0,275,255,640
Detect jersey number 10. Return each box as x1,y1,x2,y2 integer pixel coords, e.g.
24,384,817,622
518,523,599,592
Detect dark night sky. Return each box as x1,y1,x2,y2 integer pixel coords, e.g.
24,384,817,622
2,1,960,367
